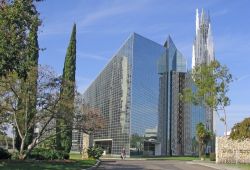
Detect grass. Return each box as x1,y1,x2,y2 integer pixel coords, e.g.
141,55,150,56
0,160,95,170
0,153,95,170
130,155,200,161
69,153,82,160
146,156,200,161
226,163,250,170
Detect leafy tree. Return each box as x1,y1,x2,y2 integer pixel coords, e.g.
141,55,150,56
74,98,105,157
0,66,64,159
0,132,12,149
196,123,211,159
0,0,41,78
183,60,233,135
25,22,39,150
15,21,40,152
56,24,76,153
0,0,41,152
230,117,250,140
130,134,143,149
74,102,105,135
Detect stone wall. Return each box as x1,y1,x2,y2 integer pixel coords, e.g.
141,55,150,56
82,133,89,159
216,136,250,164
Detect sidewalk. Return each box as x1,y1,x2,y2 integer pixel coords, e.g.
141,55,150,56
187,160,241,170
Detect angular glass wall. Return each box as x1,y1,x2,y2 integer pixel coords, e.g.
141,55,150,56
83,33,166,156
157,36,188,156
83,33,197,157
130,34,165,156
183,73,206,155
83,35,133,156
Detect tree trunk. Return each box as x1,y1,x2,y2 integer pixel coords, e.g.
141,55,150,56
12,132,15,151
199,142,202,158
223,107,228,136
19,139,25,160
4,136,8,150
199,142,205,160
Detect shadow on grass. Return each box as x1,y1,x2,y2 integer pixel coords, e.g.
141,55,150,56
0,159,95,170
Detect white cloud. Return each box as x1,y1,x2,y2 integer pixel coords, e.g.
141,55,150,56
78,51,108,61
235,74,250,82
78,1,151,28
212,9,229,17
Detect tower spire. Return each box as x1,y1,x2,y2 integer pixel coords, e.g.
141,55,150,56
192,8,214,69
195,8,199,35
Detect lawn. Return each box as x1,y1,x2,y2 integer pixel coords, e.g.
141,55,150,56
0,153,95,170
226,163,250,170
0,160,95,170
69,153,82,160
146,156,200,161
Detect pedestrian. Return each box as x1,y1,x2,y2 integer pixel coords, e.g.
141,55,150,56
121,147,126,159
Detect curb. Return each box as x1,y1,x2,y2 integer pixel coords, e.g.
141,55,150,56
83,159,101,170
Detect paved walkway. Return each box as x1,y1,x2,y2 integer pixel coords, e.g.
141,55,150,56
97,160,218,170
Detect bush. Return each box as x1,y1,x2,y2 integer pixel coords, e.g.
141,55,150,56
0,147,11,159
87,146,103,159
230,117,250,140
29,148,69,160
11,152,19,160
210,152,216,161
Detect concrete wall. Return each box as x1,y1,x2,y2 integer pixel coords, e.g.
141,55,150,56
216,136,250,164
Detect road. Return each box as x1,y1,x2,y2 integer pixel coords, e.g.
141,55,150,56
97,160,217,170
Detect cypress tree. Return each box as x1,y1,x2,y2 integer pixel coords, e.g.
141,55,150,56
26,22,39,148
15,22,39,150
56,24,76,153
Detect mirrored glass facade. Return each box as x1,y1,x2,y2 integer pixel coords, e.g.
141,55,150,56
83,33,205,156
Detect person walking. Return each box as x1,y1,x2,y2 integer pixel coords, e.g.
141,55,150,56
121,147,126,159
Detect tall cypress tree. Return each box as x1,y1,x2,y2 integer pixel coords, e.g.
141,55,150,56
15,18,40,151
25,22,39,148
56,24,76,153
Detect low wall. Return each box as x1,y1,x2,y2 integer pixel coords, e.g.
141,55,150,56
82,133,89,159
216,136,250,164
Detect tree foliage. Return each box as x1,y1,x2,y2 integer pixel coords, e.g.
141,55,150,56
230,117,250,140
0,0,41,78
15,17,40,152
196,122,212,158
72,93,106,157
183,60,232,109
87,146,103,159
0,66,63,159
74,97,105,135
56,24,76,153
182,60,233,134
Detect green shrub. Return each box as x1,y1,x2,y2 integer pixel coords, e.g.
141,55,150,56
87,146,103,159
29,148,69,160
210,152,216,161
11,152,19,160
0,147,11,159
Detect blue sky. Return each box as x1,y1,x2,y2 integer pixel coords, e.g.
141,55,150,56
37,0,250,136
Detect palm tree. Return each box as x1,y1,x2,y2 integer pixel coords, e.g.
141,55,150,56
196,123,211,160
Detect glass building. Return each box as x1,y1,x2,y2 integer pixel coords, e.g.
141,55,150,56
82,33,201,156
